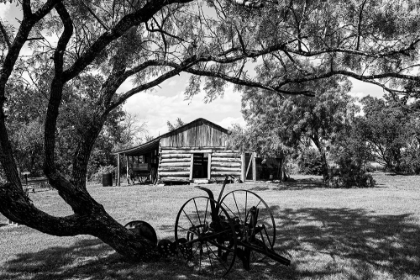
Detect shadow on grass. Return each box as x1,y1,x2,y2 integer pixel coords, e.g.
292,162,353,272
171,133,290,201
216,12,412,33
0,238,203,280
274,177,325,190
274,207,420,279
2,208,419,280
247,178,326,192
0,234,294,280
385,173,414,176
158,224,175,232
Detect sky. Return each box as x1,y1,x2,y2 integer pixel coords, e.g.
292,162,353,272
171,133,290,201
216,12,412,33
119,73,247,138
120,74,385,139
1,3,385,140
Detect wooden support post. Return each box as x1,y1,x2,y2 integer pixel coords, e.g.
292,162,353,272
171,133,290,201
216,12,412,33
117,153,120,186
208,153,212,180
189,154,194,181
252,152,257,182
241,153,246,182
126,155,129,184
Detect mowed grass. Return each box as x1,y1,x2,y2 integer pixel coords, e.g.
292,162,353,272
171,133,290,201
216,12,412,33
0,172,419,280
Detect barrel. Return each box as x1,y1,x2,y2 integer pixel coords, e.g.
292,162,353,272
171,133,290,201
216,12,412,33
102,173,112,187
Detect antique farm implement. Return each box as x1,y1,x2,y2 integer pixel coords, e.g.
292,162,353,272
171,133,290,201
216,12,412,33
172,177,291,276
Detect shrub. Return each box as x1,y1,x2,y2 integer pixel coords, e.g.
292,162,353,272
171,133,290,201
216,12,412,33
400,148,420,174
328,150,376,188
327,172,375,188
298,149,324,175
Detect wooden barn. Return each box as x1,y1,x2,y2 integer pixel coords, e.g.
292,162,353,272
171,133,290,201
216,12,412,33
113,118,257,185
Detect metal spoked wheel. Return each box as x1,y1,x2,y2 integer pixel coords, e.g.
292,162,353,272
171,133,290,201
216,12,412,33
175,196,237,277
220,190,276,264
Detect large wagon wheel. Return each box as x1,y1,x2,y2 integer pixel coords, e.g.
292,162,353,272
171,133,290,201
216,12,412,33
220,190,276,265
175,196,237,277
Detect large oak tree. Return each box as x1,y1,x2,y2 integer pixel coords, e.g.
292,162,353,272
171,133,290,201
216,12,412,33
1,0,420,260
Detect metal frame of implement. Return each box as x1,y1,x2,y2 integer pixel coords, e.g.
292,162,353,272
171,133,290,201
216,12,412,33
174,177,291,276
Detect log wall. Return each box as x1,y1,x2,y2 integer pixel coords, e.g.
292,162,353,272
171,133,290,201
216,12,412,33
210,151,242,182
158,148,192,182
157,147,242,183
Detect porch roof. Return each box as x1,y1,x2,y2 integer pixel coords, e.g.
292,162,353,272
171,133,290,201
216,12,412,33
113,137,160,156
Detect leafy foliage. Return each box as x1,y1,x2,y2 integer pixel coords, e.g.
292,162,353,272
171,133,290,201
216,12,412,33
356,94,420,174
298,148,324,176
240,77,357,179
328,123,376,188
167,118,185,132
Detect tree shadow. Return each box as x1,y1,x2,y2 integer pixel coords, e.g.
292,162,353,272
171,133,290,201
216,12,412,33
385,173,412,176
0,238,195,280
0,235,294,280
158,224,175,232
2,208,418,279
247,178,326,192
272,207,420,279
274,178,325,190
1,239,115,280
249,185,271,192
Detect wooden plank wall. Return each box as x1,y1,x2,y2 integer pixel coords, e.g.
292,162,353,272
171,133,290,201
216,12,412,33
159,122,228,147
158,147,242,182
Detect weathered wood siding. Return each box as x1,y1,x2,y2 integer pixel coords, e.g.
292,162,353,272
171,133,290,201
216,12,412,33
210,151,242,182
160,120,228,147
158,147,242,182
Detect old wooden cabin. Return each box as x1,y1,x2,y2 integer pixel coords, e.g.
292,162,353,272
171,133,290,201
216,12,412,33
114,118,257,185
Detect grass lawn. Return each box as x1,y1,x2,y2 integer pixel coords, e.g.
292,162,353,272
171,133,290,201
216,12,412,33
0,172,419,280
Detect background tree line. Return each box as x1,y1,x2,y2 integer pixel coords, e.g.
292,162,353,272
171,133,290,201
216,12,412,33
2,79,148,181
230,85,420,187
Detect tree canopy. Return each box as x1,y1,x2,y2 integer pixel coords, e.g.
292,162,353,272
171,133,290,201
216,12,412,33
1,0,420,261
238,77,357,179
356,94,420,173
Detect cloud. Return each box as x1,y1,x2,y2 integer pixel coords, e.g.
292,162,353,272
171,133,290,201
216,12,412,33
0,4,9,19
349,91,368,99
123,83,245,138
0,3,22,25
349,78,384,99
166,80,177,86
217,116,246,130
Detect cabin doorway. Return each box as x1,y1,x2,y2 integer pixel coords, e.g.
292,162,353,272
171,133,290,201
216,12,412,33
192,153,208,179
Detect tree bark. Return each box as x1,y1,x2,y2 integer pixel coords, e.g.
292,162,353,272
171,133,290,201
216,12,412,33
311,136,329,181
0,182,159,261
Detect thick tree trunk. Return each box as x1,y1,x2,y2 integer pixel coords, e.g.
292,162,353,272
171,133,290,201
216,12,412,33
0,181,159,261
311,136,329,181
319,150,329,181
